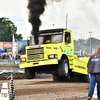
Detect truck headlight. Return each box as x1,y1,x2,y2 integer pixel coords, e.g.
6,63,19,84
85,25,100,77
21,58,26,62
48,54,58,59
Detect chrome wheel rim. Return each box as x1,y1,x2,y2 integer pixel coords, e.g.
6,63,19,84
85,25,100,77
65,63,68,74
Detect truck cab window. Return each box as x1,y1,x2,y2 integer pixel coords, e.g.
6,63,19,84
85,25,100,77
65,32,71,43
43,36,51,44
38,34,62,44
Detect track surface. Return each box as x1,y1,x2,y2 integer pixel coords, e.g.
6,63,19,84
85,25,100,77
0,65,90,100
0,65,20,70
0,78,89,100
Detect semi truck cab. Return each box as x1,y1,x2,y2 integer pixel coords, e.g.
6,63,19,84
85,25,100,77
19,28,89,82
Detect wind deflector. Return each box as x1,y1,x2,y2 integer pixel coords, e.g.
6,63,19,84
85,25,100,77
38,28,63,44
39,28,64,34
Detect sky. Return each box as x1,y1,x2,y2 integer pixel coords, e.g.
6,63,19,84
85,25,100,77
0,0,100,40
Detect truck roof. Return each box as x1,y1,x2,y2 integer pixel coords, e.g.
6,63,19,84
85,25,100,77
39,28,64,33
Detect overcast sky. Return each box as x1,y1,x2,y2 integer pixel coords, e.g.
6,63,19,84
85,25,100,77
0,0,100,40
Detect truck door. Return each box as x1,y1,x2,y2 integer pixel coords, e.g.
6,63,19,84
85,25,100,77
64,31,74,69
64,32,74,55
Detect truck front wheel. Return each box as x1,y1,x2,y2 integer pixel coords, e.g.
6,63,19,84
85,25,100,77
25,67,35,79
58,59,69,77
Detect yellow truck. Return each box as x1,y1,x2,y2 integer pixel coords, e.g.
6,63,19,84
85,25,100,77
19,28,89,82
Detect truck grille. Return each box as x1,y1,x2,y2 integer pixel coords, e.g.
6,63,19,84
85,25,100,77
28,54,44,60
27,48,44,54
27,48,44,61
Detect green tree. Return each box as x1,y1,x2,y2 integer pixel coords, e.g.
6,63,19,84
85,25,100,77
0,17,23,42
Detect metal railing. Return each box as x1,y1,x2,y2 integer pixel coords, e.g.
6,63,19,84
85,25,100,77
0,59,15,64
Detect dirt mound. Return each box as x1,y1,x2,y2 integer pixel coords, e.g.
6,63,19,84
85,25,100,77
0,74,26,80
0,73,52,80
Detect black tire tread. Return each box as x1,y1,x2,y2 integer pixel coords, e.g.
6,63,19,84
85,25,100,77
58,59,69,77
25,67,35,79
52,74,69,81
77,74,90,83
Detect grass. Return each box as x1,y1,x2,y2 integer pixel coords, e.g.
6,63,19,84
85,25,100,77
83,98,97,100
92,98,98,100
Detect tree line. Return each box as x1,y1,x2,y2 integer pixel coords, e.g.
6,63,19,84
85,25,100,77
74,38,100,54
0,17,22,42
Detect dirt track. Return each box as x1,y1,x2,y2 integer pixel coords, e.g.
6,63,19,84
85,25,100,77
0,65,90,100
0,78,89,100
0,65,20,70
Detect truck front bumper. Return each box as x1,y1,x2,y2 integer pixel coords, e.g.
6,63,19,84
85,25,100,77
19,59,58,69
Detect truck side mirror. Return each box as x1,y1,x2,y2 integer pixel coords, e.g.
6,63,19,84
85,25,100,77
27,36,31,46
27,40,30,46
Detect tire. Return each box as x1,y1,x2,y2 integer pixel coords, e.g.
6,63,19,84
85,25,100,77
58,59,69,77
77,74,90,83
25,67,35,79
52,74,69,81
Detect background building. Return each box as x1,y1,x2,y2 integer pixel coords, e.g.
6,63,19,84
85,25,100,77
0,42,18,54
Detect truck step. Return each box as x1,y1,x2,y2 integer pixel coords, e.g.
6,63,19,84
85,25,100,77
69,63,73,65
69,59,74,60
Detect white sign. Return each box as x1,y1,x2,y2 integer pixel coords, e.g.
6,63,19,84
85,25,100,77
0,83,8,100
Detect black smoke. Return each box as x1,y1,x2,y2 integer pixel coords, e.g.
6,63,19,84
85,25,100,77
27,0,46,45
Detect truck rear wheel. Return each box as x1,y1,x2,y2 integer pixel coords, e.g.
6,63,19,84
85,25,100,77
52,74,69,81
58,59,69,77
77,74,90,83
25,67,35,79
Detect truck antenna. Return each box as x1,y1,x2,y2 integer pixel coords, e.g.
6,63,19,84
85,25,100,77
66,13,68,29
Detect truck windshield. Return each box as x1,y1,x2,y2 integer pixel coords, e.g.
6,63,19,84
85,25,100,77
38,32,63,44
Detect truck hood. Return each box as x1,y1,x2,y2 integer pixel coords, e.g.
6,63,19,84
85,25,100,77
26,43,63,50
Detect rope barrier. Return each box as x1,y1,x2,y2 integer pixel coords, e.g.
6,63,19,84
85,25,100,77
8,74,15,100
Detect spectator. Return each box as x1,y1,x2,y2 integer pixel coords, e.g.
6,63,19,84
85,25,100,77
87,47,100,100
2,54,5,59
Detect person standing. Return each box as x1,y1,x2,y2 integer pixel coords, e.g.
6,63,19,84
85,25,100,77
87,47,100,100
